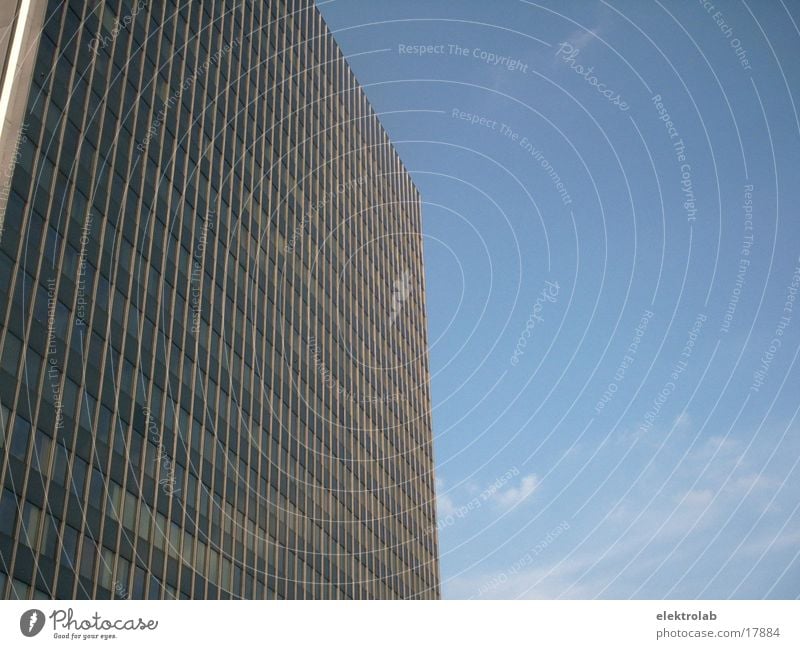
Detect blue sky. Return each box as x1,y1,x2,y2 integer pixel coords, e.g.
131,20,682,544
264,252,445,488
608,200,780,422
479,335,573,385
315,0,800,598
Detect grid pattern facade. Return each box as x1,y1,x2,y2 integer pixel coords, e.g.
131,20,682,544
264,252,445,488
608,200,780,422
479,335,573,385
0,0,440,599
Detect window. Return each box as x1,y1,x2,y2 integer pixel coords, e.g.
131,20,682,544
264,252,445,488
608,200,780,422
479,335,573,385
169,522,181,559
25,347,42,390
1,332,22,374
62,243,78,278
10,414,31,460
70,456,88,498
148,574,160,599
122,359,135,392
52,447,68,486
112,289,126,325
0,250,13,291
96,276,110,312
123,491,137,530
0,403,9,449
62,377,79,415
197,542,206,572
106,481,122,521
89,468,104,505
208,548,219,584
221,557,231,591
98,405,112,445
80,539,95,578
144,439,158,479
42,515,59,557
99,547,114,590
34,428,52,477
0,488,18,536
153,513,166,552
137,506,150,541
10,578,29,599
113,420,126,455
132,567,146,598
115,555,130,596
61,525,78,567
79,390,96,431
21,501,42,548
56,300,69,338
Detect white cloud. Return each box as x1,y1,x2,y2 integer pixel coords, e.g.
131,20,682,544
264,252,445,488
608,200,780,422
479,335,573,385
672,411,692,432
494,473,539,508
436,478,458,519
446,430,800,599
564,24,603,51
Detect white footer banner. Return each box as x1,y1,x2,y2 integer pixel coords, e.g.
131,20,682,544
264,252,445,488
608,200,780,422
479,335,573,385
0,600,796,648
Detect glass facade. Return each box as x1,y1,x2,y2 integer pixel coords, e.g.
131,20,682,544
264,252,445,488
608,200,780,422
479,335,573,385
0,0,439,599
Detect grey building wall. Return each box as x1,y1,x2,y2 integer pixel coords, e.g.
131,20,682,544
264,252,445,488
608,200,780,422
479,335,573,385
0,0,439,600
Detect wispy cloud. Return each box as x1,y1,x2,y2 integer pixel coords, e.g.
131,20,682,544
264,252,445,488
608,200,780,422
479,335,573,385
562,23,604,51
672,411,692,432
494,473,539,508
445,431,800,599
436,478,458,519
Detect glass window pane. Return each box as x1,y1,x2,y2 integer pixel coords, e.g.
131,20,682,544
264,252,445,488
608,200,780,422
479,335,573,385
61,525,78,567
0,488,18,536
11,415,31,459
123,491,136,530
1,333,22,374
80,539,95,578
21,501,42,548
34,429,52,477
99,548,114,590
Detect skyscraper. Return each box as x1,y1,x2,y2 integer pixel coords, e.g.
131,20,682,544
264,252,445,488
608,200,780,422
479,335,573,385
0,0,439,600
